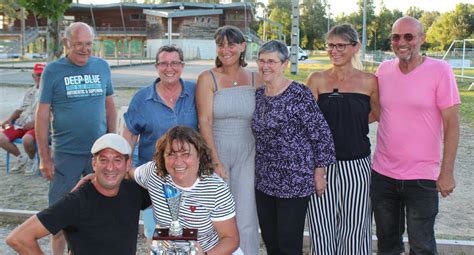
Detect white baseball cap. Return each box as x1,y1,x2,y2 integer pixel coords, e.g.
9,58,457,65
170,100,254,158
91,133,131,155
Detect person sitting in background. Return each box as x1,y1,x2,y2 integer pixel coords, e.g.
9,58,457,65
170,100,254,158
0,63,45,175
6,133,151,254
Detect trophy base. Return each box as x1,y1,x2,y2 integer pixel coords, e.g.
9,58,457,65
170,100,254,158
152,228,198,241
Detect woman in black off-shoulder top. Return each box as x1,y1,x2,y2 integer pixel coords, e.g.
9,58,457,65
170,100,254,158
306,23,380,255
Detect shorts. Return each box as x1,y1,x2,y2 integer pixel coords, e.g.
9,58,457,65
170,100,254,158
49,151,93,205
2,126,35,142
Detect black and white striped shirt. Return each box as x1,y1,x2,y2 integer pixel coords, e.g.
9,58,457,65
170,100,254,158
135,161,236,251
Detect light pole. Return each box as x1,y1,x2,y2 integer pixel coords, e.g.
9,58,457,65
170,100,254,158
327,3,331,33
361,0,367,64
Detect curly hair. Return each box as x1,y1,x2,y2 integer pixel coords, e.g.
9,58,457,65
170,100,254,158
214,25,247,68
153,126,215,178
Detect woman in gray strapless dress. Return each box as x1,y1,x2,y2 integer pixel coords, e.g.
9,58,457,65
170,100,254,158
196,25,262,255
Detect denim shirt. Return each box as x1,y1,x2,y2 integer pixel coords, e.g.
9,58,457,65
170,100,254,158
124,78,197,166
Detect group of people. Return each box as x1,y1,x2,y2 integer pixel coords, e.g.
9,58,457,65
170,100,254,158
5,15,459,255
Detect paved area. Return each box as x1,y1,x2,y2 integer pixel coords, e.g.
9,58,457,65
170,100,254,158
0,59,259,88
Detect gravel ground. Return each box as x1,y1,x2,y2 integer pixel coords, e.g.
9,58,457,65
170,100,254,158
0,86,472,254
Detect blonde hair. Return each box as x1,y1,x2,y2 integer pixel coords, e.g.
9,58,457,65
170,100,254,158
327,23,362,70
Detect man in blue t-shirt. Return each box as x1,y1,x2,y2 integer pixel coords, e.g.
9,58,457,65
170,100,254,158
35,22,116,254
6,133,151,255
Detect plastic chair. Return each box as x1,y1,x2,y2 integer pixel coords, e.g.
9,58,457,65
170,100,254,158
5,138,40,175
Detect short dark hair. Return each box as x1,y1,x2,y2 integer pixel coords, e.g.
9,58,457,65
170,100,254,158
214,25,247,67
153,126,214,178
155,45,184,63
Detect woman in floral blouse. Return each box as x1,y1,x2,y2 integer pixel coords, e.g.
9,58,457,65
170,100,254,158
252,40,336,254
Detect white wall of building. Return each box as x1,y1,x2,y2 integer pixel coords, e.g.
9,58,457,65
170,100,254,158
146,39,216,60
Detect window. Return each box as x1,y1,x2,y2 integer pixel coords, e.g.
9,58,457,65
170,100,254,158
130,14,146,21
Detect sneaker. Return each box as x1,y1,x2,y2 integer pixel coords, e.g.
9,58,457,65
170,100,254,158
24,159,38,176
10,154,28,173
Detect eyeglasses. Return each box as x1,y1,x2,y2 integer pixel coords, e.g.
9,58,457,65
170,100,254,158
390,33,416,42
257,59,282,67
326,43,356,52
156,61,184,68
68,41,93,50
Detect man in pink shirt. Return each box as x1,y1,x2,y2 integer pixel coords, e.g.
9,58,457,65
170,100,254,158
372,16,460,254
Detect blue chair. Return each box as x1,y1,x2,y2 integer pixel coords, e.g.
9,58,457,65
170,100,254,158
5,138,40,175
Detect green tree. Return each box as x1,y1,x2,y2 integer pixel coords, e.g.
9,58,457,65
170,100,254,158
334,0,376,49
419,11,441,31
262,1,292,44
405,6,424,19
426,3,474,51
19,0,72,61
0,0,22,25
371,5,402,51
418,11,440,49
300,0,328,50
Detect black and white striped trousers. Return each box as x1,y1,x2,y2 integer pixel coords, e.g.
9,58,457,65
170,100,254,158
307,156,372,255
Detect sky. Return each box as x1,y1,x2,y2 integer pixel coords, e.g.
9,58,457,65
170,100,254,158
78,0,473,16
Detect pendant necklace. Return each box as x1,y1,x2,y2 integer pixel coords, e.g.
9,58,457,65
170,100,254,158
232,81,238,86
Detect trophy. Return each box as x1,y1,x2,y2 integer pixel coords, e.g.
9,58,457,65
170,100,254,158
150,184,198,255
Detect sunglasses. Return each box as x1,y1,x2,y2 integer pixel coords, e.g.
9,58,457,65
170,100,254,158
390,33,416,42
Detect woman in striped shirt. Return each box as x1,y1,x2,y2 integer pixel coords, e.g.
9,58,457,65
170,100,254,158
131,126,240,255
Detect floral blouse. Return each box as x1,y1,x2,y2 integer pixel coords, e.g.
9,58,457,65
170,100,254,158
252,81,336,198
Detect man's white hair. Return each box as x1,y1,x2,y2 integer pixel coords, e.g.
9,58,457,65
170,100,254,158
64,22,95,42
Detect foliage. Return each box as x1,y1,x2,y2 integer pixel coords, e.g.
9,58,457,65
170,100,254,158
426,3,474,51
419,11,440,31
370,4,402,51
18,0,72,61
405,6,424,19
300,0,328,50
266,1,292,45
19,0,71,22
0,0,22,24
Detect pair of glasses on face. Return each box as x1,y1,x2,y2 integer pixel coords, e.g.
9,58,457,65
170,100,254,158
156,61,184,68
326,42,357,52
390,33,416,42
256,59,282,67
69,41,93,50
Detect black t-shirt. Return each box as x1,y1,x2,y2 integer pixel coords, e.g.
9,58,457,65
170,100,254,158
37,180,151,255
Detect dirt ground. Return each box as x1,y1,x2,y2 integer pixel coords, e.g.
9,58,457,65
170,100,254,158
0,86,472,254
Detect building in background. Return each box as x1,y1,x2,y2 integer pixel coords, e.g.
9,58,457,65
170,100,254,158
0,2,258,60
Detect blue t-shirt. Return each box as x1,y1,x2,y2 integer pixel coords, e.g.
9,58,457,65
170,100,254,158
39,56,114,155
124,78,197,166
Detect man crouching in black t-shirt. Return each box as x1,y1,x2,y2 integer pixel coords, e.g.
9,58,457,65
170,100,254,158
6,133,151,255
